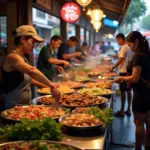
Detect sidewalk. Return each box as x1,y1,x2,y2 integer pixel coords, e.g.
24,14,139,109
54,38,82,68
110,94,144,150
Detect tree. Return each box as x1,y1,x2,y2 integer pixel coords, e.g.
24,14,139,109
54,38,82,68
122,0,147,30
142,14,150,30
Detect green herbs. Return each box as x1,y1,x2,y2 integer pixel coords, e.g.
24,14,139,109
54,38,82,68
88,107,114,125
0,117,62,141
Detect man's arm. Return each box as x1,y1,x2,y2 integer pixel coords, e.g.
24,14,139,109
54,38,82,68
31,79,47,88
63,52,81,60
112,57,123,70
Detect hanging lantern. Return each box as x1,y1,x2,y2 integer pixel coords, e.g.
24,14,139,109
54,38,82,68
86,8,91,15
90,9,103,22
90,19,94,24
76,0,92,11
93,21,101,32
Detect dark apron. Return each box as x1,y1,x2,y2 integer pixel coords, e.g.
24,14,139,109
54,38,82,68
3,56,32,109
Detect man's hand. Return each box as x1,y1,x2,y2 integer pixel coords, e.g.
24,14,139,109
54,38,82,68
63,61,72,67
56,66,65,73
75,52,82,57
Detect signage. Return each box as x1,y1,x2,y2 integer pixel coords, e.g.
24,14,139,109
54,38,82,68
104,18,119,28
36,0,51,10
60,2,81,23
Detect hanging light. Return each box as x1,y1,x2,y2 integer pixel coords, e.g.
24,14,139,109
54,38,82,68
76,0,92,11
93,21,101,32
87,8,91,15
90,19,94,24
90,9,103,22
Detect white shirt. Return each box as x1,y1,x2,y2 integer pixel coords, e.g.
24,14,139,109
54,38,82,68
118,44,133,73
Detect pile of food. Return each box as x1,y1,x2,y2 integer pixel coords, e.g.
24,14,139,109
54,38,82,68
78,88,113,96
59,93,106,107
0,141,78,150
72,107,114,125
85,80,113,89
56,81,84,89
37,85,74,95
101,72,117,78
37,96,54,105
61,114,103,127
75,76,91,82
2,105,67,120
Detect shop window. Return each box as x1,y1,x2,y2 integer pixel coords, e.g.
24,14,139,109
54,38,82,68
80,28,84,45
36,9,45,19
32,7,60,67
67,23,76,39
86,31,89,45
0,16,7,48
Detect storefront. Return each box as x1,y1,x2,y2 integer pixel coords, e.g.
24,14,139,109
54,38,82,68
32,7,60,66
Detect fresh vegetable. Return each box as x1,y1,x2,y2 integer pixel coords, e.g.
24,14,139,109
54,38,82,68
0,117,62,141
88,107,114,124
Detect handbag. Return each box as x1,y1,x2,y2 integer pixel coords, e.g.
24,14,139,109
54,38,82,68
140,77,150,89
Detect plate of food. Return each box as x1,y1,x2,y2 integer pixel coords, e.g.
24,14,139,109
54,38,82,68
59,93,108,108
75,76,91,82
33,95,54,105
37,85,75,95
78,88,113,97
0,141,83,150
59,113,104,130
1,105,69,122
85,80,113,89
56,81,85,89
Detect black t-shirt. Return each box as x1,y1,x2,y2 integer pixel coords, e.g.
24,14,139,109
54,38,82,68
57,43,70,62
127,53,150,90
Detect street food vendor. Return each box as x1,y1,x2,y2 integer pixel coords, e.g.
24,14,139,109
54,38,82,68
37,35,71,80
1,25,60,109
76,42,88,60
57,36,82,65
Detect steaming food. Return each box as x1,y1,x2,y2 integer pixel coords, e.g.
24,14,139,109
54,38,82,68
2,105,67,120
37,85,74,94
78,88,113,96
75,76,91,82
55,81,83,89
59,93,105,106
37,96,54,105
61,114,103,127
85,80,113,89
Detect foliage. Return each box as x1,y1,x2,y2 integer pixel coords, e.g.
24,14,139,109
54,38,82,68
142,14,150,30
0,117,63,141
123,0,147,25
88,107,114,124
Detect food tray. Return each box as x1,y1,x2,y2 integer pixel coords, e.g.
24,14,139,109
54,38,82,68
1,105,69,123
60,96,108,108
0,141,83,150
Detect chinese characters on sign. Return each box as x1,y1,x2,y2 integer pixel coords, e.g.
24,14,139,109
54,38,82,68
60,2,81,23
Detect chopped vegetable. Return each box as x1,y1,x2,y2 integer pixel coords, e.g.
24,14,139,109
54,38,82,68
0,117,62,141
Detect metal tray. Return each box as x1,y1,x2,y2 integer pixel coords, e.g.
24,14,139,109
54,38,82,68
60,96,109,108
1,105,69,123
59,114,104,131
0,141,83,150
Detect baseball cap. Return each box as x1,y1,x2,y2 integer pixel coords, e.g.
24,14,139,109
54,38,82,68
16,25,44,43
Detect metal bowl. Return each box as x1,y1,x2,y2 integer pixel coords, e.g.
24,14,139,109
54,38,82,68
0,141,83,150
59,114,104,134
57,73,75,81
1,105,70,123
60,96,108,108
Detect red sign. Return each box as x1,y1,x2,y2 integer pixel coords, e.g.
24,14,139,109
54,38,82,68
60,2,80,23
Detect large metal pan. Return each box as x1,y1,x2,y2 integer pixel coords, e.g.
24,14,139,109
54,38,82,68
0,140,83,150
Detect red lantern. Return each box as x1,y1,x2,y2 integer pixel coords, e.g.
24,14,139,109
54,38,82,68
60,2,81,23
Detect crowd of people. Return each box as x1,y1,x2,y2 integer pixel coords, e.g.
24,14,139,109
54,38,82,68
0,24,150,150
